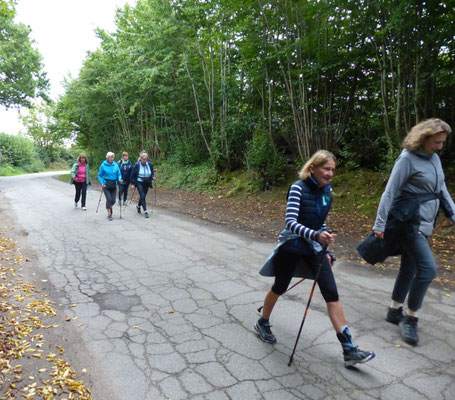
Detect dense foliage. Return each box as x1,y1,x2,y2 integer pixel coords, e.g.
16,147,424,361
55,0,455,182
0,0,48,108
0,132,44,174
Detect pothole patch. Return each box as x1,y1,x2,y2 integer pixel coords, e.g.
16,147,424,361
92,292,141,312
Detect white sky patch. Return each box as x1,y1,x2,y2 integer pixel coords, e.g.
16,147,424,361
1,0,135,135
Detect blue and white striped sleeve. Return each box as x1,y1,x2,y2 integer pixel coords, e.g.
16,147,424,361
285,184,317,240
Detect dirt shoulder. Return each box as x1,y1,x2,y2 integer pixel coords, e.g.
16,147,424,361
138,184,454,291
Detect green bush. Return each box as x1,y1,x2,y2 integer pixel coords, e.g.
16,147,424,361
0,132,44,174
245,129,285,189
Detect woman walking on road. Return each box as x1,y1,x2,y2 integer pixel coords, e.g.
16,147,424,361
131,152,155,218
255,150,375,367
70,153,91,210
117,152,132,206
373,118,455,346
98,152,123,221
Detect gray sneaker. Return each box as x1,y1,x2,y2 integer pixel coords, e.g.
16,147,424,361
343,347,376,367
254,319,277,344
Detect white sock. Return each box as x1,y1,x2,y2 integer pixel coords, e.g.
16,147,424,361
407,309,418,317
390,300,404,309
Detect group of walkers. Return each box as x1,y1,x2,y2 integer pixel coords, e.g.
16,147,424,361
255,118,455,367
69,118,455,368
70,150,155,221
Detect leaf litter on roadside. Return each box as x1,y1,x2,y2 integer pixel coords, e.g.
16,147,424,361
0,235,92,399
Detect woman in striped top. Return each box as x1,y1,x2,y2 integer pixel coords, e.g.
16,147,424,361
255,150,375,367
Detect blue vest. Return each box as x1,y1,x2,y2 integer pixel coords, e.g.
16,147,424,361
291,177,333,231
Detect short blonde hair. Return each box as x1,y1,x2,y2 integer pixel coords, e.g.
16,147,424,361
403,118,451,151
298,150,336,179
106,152,115,159
77,153,88,163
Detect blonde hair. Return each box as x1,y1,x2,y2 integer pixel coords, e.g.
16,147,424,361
106,152,115,159
403,118,451,151
77,153,88,163
298,150,336,179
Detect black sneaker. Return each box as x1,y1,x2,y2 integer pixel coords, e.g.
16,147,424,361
386,306,404,325
136,205,141,214
343,346,376,367
399,315,419,345
254,319,277,344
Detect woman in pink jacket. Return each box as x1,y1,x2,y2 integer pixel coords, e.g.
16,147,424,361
70,153,91,210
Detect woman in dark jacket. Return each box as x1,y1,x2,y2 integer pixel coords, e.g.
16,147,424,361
255,150,375,367
117,152,132,206
130,152,155,218
373,118,455,346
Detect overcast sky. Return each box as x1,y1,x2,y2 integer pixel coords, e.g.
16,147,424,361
1,0,135,135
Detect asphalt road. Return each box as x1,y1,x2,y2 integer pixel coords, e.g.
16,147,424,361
0,172,454,400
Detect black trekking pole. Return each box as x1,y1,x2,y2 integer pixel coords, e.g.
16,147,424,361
96,189,103,213
119,198,122,219
288,233,336,367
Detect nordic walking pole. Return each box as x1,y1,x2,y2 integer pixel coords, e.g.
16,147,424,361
88,183,94,200
257,278,306,314
129,186,137,205
119,198,122,219
96,189,103,213
288,232,336,367
154,179,157,208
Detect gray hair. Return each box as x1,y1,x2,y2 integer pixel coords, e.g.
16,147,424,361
106,152,115,159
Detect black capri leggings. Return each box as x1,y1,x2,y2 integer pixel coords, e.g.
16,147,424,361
103,187,117,209
271,246,339,303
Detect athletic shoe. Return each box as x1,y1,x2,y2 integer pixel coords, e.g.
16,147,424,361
386,306,404,325
136,205,141,214
123,201,127,206
144,211,149,218
254,318,277,344
74,202,78,208
337,326,375,367
82,207,87,211
399,315,419,345
107,215,113,221
343,347,376,367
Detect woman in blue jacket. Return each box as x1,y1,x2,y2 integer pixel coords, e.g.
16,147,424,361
98,152,123,221
255,150,375,367
117,152,132,206
130,151,154,218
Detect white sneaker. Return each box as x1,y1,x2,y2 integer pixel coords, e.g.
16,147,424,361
82,207,87,211
74,202,78,208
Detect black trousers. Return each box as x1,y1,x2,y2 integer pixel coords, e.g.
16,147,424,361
118,183,129,202
104,187,117,209
137,181,149,211
74,182,87,207
271,246,339,303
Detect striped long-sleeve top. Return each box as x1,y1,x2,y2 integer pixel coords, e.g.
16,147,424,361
284,179,331,241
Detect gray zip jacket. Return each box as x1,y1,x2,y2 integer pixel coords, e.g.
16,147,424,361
373,149,455,236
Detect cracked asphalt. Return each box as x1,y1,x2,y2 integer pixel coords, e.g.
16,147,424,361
0,172,454,400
